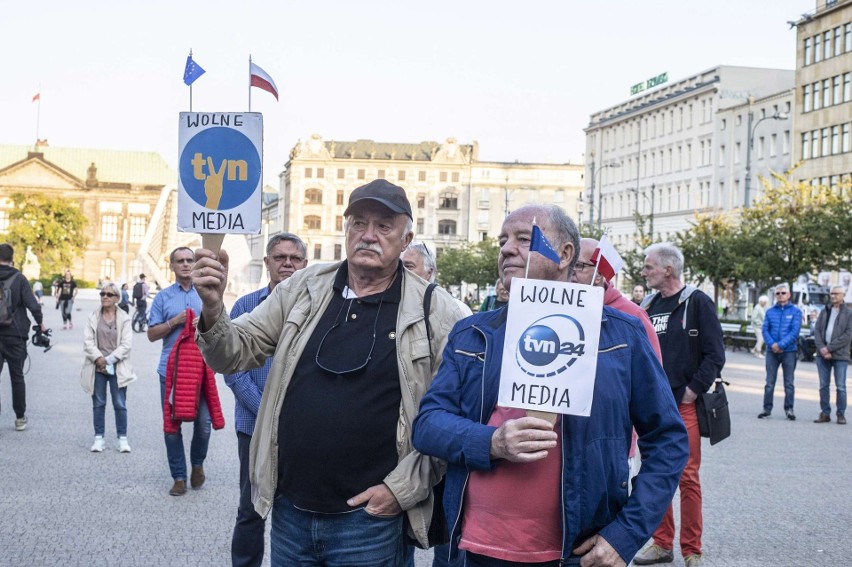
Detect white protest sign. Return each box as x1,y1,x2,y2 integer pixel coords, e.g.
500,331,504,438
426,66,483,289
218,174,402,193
178,112,263,235
498,278,604,416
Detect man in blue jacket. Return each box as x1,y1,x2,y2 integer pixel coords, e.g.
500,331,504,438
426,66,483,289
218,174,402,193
759,283,802,420
412,205,688,567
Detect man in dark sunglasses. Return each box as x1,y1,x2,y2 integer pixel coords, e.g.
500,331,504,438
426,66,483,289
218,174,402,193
758,282,802,421
194,179,467,566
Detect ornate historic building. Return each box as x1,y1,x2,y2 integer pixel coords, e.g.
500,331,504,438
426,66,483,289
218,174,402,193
0,140,183,285
279,134,583,262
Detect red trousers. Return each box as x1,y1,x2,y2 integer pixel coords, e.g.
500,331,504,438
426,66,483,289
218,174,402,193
653,402,702,557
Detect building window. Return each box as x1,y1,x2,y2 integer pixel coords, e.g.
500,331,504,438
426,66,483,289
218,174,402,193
100,258,116,280
823,79,831,107
770,133,777,157
735,114,742,126
802,132,811,160
313,244,321,260
438,220,457,235
418,171,426,182
304,215,322,230
305,188,323,204
357,169,366,180
719,145,725,166
842,124,850,153
451,171,460,183
735,142,741,164
305,167,313,178
804,37,812,65
815,33,822,63
377,169,385,179
846,23,852,53
813,82,822,110
822,128,830,157
416,218,424,233
417,194,426,208
844,73,851,102
835,26,843,57
832,125,840,155
783,130,790,155
336,190,344,205
720,118,726,130
334,244,342,260
101,215,119,242
803,84,811,112
439,172,448,183
439,192,458,209
812,129,820,158
337,168,345,179
335,215,343,231
758,137,765,160
825,30,832,60
129,216,147,243
398,170,406,181
833,76,841,106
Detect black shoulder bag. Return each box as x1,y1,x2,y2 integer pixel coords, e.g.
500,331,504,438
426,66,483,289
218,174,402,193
685,293,731,446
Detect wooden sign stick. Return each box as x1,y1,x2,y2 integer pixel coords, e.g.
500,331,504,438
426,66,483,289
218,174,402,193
202,233,226,256
526,409,558,426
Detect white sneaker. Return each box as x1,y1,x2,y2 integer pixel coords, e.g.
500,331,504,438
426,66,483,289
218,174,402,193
118,437,131,453
90,436,105,452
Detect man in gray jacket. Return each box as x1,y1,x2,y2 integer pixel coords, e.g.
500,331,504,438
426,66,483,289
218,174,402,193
813,286,852,425
193,179,466,565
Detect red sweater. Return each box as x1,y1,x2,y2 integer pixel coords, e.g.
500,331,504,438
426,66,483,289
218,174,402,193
163,309,225,434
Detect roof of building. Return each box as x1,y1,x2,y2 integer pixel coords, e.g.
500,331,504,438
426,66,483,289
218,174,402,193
0,142,176,186
324,139,473,162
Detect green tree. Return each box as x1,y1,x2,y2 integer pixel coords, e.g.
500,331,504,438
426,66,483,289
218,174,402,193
619,211,654,289
578,224,605,240
733,175,852,291
675,212,739,304
5,192,88,274
436,238,500,288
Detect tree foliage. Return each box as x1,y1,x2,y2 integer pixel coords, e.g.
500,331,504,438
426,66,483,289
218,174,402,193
618,211,654,289
437,238,500,288
5,192,88,274
674,213,739,304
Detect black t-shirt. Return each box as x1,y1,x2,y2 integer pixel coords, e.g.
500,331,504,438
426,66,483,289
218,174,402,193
277,263,403,513
646,290,683,341
58,280,77,300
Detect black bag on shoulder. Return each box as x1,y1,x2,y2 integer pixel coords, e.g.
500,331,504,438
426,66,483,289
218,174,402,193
684,292,731,445
695,379,731,445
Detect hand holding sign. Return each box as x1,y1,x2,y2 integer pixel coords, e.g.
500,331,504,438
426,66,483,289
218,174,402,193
192,248,229,330
489,416,557,462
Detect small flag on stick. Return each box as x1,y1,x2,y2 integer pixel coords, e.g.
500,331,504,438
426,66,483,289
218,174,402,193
589,235,624,281
183,54,206,86
530,225,561,265
32,92,40,102
249,62,279,100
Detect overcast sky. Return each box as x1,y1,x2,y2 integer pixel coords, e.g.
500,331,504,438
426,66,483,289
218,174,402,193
3,0,812,186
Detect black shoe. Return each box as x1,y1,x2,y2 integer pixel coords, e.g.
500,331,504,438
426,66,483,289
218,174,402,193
786,410,796,421
757,411,771,419
814,413,831,423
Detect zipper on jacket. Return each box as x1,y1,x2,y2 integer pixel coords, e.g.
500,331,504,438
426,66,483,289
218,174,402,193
454,349,486,362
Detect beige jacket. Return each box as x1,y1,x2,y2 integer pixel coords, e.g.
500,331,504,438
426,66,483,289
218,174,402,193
80,308,137,395
196,262,465,547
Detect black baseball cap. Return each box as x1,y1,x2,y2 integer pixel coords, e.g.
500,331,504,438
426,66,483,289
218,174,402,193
343,179,412,220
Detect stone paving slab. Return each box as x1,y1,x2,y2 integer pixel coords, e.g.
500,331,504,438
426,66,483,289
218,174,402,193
1,297,849,565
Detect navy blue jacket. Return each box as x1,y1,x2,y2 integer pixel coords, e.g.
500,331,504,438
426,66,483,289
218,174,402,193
412,306,688,564
763,302,802,353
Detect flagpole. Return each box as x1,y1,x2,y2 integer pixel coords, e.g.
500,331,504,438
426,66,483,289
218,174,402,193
189,49,193,112
35,83,41,142
525,217,536,279
248,55,252,112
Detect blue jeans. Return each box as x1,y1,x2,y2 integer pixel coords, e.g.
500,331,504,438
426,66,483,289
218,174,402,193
159,374,211,481
232,432,265,567
92,371,127,436
270,495,404,566
816,357,848,417
763,351,797,413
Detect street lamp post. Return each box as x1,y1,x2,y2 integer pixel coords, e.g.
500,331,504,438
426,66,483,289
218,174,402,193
588,161,621,231
744,96,789,207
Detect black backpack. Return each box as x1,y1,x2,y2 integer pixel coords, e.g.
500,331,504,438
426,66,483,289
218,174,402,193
132,281,144,300
0,273,19,326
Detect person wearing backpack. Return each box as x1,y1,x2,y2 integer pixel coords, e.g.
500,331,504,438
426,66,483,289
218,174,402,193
0,243,47,431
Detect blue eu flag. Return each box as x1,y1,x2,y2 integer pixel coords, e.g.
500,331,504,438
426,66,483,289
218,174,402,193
530,225,561,264
183,55,206,86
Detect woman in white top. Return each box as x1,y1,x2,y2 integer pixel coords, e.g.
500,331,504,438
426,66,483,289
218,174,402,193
80,282,137,452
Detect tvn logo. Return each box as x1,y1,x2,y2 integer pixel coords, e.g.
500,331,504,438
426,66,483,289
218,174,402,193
515,314,587,378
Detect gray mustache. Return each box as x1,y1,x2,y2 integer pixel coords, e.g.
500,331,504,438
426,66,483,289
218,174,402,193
355,243,383,254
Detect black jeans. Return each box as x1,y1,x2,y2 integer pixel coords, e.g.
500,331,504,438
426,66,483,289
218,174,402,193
0,337,27,418
232,431,265,567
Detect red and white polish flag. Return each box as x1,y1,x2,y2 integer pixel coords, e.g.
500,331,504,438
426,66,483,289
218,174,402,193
250,62,279,101
589,235,624,282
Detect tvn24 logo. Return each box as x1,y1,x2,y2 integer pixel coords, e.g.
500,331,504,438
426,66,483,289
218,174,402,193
515,314,587,378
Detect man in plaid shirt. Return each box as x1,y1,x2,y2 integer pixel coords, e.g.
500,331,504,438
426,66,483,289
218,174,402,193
225,233,307,567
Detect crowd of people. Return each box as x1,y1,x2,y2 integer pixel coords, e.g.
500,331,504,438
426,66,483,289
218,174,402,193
2,176,851,567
